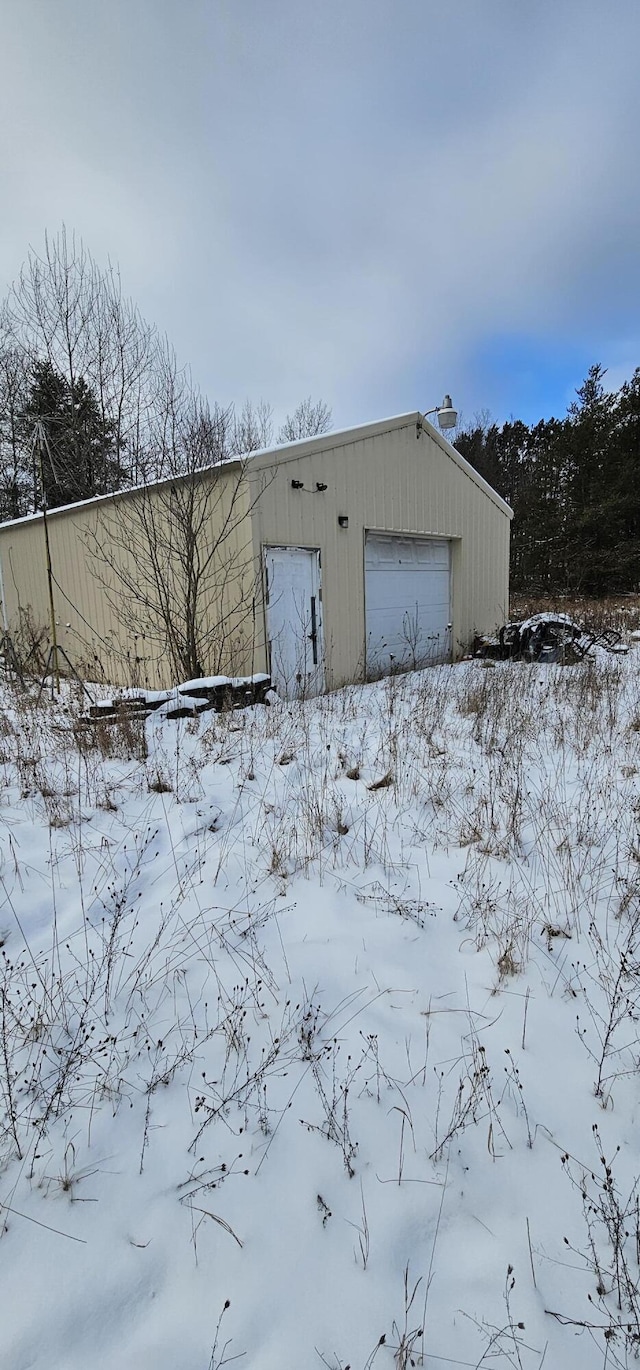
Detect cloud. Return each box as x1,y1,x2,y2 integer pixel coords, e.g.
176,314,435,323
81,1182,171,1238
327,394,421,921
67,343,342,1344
1,0,639,427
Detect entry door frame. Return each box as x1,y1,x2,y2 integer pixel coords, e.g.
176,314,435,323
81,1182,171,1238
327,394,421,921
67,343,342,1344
263,544,325,698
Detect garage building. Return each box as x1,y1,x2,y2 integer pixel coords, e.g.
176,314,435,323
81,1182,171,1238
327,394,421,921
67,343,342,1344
0,411,512,696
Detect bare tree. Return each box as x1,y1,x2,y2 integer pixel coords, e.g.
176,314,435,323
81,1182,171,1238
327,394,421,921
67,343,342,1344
0,229,336,685
277,396,332,443
0,323,30,519
1,229,334,507
87,387,272,685
231,398,274,456
3,228,160,491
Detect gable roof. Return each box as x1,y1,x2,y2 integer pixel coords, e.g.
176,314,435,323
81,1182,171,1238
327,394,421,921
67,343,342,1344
247,411,512,519
0,410,512,528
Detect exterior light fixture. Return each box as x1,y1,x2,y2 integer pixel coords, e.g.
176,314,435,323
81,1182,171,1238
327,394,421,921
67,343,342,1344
316,481,328,492
422,395,458,431
291,479,304,490
338,515,349,529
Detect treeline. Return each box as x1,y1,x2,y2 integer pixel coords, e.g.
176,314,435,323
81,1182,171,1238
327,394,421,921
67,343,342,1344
455,365,640,594
0,229,331,521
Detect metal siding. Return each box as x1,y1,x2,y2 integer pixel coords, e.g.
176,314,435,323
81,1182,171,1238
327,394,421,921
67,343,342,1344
0,416,510,692
0,472,255,688
247,420,510,688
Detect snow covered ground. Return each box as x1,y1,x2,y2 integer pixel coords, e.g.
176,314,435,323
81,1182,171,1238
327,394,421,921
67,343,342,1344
2,656,640,1369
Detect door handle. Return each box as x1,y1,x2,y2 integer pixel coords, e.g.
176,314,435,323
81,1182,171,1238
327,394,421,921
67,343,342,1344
308,595,318,665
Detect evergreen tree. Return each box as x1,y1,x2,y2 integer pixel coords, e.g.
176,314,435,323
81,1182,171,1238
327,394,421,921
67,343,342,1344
22,360,125,508
456,364,640,596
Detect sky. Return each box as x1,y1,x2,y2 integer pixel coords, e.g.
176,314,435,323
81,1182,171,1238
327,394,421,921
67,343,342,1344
1,0,639,433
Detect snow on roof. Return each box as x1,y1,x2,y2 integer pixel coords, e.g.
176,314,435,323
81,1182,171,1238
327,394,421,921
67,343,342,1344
0,410,512,528
0,413,417,529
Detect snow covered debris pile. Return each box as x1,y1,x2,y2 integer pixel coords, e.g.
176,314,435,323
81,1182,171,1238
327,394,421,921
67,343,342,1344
4,659,640,1366
88,671,272,721
474,610,627,662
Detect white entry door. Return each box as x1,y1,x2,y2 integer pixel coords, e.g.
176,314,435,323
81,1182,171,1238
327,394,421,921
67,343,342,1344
365,533,452,676
265,546,324,698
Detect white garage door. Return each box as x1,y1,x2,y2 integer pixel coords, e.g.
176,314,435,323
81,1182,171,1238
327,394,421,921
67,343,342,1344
365,533,452,675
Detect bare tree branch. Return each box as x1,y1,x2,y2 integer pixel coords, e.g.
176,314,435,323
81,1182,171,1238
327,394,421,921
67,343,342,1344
277,397,332,444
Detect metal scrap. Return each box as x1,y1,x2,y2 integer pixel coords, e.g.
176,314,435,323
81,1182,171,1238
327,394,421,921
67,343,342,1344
473,612,628,663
